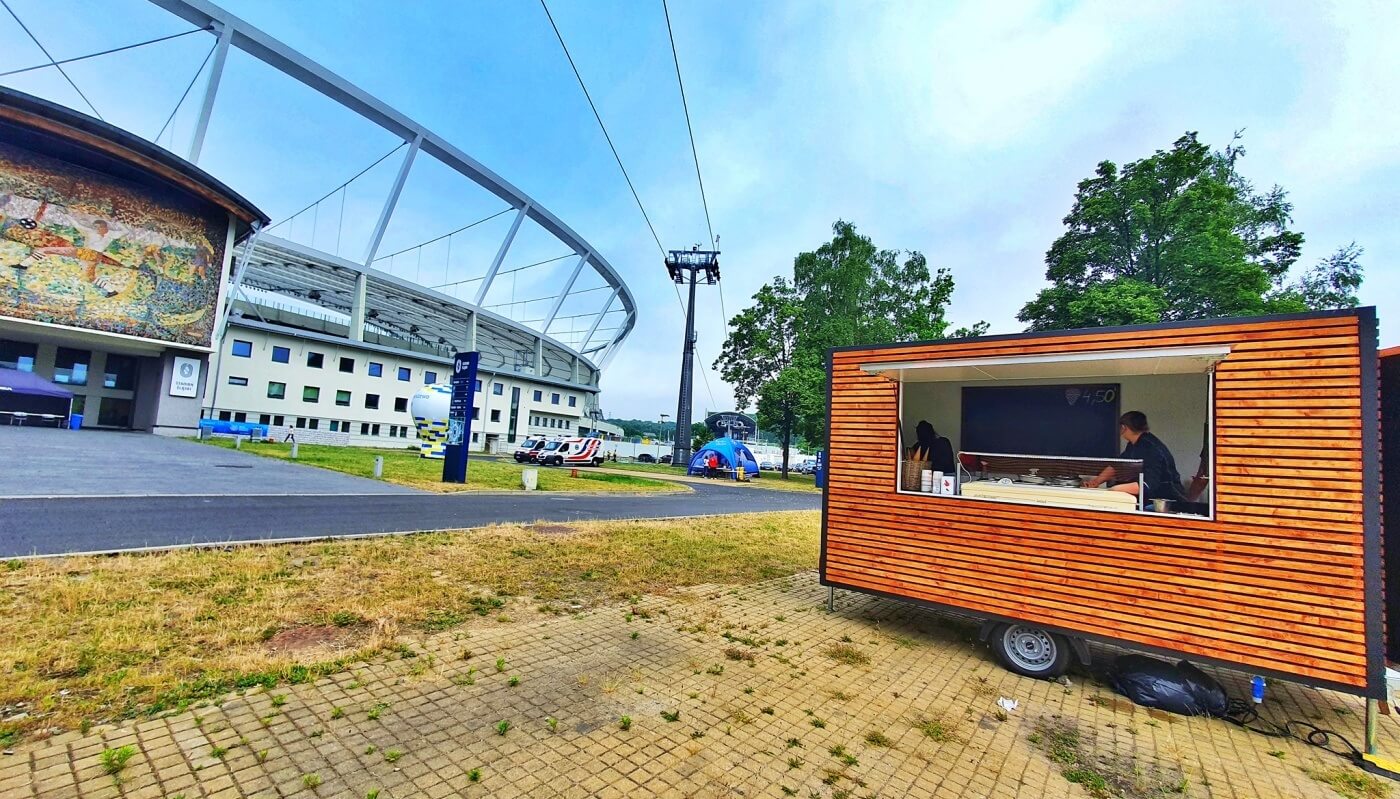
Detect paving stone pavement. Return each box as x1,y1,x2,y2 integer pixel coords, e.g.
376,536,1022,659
4,572,1398,798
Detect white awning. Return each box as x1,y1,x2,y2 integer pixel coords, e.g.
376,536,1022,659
861,344,1232,383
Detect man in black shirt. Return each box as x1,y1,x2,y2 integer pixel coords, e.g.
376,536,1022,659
1085,411,1186,504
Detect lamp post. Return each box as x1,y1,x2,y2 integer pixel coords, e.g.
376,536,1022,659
659,413,670,445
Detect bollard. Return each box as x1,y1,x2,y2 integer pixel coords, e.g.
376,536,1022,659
522,468,539,491
373,456,383,478
290,441,299,459
570,468,579,478
234,435,242,450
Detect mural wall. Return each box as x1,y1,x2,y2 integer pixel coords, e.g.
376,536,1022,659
0,140,228,347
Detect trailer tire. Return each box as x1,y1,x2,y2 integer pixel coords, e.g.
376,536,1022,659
989,623,1071,679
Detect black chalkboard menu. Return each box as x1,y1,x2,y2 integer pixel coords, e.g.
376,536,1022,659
960,384,1121,458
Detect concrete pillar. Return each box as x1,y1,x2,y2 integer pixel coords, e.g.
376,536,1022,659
534,336,544,376
350,272,368,342
465,311,477,352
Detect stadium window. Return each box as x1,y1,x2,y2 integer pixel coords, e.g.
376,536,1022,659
271,346,290,363
329,420,339,432
231,339,252,358
303,386,320,403
474,378,481,391
103,355,137,390
360,422,370,435
551,393,560,405
533,390,542,402
308,418,319,430
394,397,408,413
369,362,383,377
471,408,479,420
563,420,570,430
307,351,324,368
339,356,355,373
365,393,380,410
336,390,351,407
273,415,284,426
492,382,503,396
228,376,248,386
490,409,501,423
53,347,89,385
397,367,411,381
568,396,577,407
372,424,381,436
472,432,479,443
218,411,231,421
267,381,286,400
0,339,37,371
259,414,271,425
295,417,306,428
424,370,437,384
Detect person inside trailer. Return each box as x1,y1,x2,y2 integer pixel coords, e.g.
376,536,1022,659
915,420,956,474
1085,411,1187,504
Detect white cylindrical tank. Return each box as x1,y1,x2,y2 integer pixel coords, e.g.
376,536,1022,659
410,383,453,459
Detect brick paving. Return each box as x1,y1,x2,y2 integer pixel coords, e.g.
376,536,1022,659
3,572,1396,798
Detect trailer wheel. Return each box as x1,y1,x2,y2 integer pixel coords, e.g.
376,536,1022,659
990,623,1070,679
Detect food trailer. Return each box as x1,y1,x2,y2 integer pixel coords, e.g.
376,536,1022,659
821,309,1384,709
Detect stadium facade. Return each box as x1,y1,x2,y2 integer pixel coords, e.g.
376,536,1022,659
0,0,634,450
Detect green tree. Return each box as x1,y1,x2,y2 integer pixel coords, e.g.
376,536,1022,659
714,278,819,477
718,221,978,457
1018,132,1362,330
789,221,973,444
690,422,714,453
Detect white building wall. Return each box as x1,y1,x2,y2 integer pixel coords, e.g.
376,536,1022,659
206,322,598,452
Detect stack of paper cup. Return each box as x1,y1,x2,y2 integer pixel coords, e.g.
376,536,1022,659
921,470,934,493
929,471,943,494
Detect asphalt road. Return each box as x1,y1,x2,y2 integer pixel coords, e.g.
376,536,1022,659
0,481,822,557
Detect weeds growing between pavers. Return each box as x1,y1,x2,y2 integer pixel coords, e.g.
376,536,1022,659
0,510,818,743
1028,716,1189,798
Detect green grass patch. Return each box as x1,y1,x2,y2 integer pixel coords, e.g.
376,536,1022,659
198,439,675,493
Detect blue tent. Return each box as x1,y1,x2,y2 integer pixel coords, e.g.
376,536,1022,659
687,437,760,479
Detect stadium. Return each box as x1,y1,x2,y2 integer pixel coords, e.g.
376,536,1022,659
0,0,635,450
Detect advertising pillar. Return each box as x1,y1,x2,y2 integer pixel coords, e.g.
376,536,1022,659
442,351,480,484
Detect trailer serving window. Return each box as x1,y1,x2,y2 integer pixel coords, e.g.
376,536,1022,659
865,345,1229,518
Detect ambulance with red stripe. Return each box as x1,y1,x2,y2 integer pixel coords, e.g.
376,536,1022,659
537,436,605,467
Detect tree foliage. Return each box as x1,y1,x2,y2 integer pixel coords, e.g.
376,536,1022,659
1018,132,1363,331
717,221,979,464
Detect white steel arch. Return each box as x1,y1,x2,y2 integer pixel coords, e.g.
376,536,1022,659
147,0,637,372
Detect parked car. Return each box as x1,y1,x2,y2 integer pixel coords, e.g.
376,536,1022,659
636,453,656,463
758,460,777,471
513,438,546,463
659,454,673,464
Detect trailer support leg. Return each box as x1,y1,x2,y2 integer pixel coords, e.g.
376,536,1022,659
826,586,835,612
1368,699,1379,755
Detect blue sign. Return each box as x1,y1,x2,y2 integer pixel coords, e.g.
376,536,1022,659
814,449,825,489
442,351,480,483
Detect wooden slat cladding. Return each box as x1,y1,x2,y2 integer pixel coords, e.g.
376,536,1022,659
823,312,1379,693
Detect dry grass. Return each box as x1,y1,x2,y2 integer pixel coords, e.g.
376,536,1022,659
199,438,677,493
0,511,819,744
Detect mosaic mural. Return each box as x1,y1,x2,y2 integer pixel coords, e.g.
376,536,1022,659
0,140,228,347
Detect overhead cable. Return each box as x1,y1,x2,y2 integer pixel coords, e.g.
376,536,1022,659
1,0,104,119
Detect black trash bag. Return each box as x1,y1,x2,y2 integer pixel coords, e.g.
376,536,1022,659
1107,654,1229,718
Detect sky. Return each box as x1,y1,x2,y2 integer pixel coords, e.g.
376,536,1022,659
2,0,1397,421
